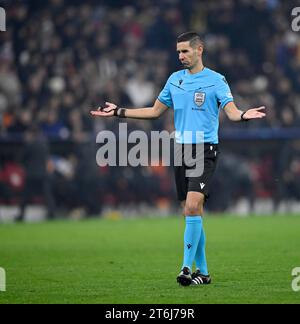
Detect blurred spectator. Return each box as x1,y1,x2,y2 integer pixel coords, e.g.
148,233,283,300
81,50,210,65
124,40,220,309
277,140,300,203
73,131,101,216
16,126,56,221
208,154,255,211
0,160,25,204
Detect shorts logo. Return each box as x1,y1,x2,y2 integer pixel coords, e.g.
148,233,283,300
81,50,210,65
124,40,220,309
194,92,206,107
200,183,206,190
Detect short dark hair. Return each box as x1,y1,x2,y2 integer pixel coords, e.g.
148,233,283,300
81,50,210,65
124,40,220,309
177,31,204,48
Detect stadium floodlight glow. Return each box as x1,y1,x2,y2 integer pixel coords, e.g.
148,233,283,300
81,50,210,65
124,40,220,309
96,123,204,177
0,7,6,31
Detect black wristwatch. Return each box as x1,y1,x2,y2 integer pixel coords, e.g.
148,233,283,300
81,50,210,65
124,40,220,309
114,107,127,118
241,111,248,121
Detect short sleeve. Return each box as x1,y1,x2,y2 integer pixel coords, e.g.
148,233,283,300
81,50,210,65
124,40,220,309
158,76,173,109
216,76,234,109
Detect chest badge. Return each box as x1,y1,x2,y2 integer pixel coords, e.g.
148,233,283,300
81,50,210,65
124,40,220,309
194,92,206,107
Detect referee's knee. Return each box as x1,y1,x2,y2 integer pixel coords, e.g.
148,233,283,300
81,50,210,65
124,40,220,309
184,203,203,216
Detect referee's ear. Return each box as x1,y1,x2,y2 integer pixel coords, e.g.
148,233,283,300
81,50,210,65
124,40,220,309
197,44,204,56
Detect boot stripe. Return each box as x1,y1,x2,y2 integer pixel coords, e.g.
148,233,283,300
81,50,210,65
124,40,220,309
193,277,203,284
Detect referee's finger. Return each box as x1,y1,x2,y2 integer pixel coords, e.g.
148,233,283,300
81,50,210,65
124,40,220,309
255,106,266,111
105,102,114,106
90,110,109,116
103,107,114,113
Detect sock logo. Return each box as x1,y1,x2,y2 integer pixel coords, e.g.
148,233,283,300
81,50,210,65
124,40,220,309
187,244,192,249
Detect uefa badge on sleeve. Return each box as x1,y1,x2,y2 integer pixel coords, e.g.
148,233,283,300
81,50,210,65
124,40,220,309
194,92,206,107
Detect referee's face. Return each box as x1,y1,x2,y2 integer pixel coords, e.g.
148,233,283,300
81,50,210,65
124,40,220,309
177,41,202,70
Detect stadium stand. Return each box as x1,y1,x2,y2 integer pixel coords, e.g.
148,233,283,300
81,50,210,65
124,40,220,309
1,0,300,217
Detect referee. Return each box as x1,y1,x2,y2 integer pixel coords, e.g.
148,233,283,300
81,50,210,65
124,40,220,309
91,31,266,286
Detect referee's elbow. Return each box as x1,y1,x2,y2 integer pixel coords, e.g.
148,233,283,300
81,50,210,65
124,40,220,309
151,108,161,119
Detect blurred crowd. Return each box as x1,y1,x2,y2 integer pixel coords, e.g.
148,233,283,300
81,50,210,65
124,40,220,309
0,0,300,217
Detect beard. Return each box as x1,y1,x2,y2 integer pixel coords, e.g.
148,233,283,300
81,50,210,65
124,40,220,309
181,61,191,68
182,62,194,70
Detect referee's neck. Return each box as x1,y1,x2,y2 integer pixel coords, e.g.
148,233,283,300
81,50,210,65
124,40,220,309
188,63,205,75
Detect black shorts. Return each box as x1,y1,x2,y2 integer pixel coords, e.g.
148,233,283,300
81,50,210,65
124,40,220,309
174,143,219,202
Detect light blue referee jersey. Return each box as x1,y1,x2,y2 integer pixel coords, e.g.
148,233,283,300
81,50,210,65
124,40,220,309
158,67,234,144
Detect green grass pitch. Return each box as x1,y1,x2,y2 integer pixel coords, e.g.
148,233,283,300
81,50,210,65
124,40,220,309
0,215,299,304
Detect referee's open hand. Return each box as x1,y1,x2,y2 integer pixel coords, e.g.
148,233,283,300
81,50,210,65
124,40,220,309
243,106,266,120
90,102,117,117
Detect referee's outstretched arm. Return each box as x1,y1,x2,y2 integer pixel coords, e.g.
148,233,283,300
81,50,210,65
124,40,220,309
90,99,169,120
224,102,266,122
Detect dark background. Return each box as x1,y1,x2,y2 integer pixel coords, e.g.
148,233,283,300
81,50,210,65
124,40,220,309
0,0,300,218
